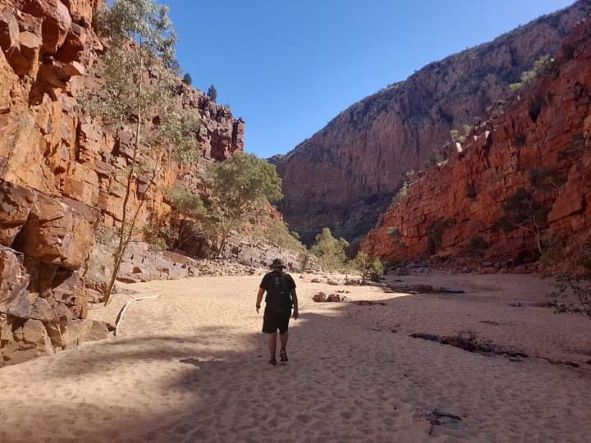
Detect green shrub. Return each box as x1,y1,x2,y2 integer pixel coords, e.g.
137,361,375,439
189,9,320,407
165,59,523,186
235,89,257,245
509,82,523,92
510,55,556,93
528,168,565,192
549,274,591,317
496,188,550,254
387,227,401,238
311,227,349,270
558,133,585,162
512,133,527,148
426,219,456,254
391,181,411,205
207,84,217,102
468,236,488,252
182,73,192,86
387,227,407,250
142,221,171,250
548,242,591,317
353,252,385,282
254,217,306,254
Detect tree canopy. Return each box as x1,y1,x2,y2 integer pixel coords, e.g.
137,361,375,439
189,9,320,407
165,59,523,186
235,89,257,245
172,153,283,256
310,227,349,270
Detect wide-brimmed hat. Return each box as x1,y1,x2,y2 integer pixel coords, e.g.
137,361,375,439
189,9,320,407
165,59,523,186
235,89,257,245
270,258,286,269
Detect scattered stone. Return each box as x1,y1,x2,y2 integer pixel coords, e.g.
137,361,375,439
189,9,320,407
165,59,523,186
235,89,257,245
116,276,140,284
410,332,528,359
312,292,326,302
312,292,346,303
424,408,462,435
326,293,343,302
480,320,500,326
388,284,465,294
352,300,386,306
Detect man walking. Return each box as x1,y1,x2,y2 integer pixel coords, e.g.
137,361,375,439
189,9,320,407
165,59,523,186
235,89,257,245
256,259,299,366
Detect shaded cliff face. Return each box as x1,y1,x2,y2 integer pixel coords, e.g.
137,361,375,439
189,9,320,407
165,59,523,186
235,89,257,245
362,20,591,271
277,1,589,244
0,0,244,365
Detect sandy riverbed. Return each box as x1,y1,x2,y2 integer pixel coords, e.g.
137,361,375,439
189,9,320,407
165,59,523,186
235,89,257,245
0,272,589,442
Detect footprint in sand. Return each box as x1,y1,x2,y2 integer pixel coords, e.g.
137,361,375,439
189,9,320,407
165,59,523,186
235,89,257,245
341,411,353,420
296,414,312,423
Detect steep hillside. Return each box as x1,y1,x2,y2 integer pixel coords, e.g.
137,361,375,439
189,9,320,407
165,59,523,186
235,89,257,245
0,0,243,365
363,19,591,271
276,1,589,243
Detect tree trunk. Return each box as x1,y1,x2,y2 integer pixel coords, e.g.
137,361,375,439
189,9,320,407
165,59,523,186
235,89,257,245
103,42,144,306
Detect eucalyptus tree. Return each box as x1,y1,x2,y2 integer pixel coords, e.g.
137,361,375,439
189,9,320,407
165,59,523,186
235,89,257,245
170,153,283,257
85,0,199,305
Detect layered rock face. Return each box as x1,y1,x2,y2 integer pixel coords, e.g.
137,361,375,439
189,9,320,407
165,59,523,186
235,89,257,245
276,1,589,243
362,20,591,270
0,0,244,365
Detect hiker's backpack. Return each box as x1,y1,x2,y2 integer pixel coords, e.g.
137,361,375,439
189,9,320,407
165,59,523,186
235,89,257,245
265,272,294,309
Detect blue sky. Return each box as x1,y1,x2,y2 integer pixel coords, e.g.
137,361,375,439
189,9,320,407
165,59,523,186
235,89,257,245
164,0,575,158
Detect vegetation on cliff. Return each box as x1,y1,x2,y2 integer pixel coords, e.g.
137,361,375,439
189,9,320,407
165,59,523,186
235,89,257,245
170,153,283,257
83,0,202,305
362,17,591,294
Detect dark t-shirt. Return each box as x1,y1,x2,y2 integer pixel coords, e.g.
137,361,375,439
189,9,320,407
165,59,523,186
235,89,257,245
260,271,296,310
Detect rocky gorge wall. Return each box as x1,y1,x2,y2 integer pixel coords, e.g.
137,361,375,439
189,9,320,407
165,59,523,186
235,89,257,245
276,1,589,244
0,0,244,365
362,20,591,272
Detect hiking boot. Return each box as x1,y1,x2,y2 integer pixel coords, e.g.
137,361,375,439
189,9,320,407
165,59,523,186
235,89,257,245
268,357,277,366
279,349,288,363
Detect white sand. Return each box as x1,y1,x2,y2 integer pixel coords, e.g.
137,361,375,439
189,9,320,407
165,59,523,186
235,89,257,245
0,272,590,442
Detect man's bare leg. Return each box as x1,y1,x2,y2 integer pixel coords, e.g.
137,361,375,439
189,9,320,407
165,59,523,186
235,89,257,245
280,332,288,350
279,332,289,362
268,332,277,364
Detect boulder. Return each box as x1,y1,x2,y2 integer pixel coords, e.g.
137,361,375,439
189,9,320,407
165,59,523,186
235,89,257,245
0,180,38,247
30,297,57,322
17,194,96,270
7,291,34,319
0,246,29,312
23,0,72,53
59,318,109,348
312,292,326,302
84,243,114,293
6,31,41,76
0,314,12,342
0,11,19,51
56,22,86,63
20,318,49,344
62,0,95,26
4,318,54,363
326,293,343,302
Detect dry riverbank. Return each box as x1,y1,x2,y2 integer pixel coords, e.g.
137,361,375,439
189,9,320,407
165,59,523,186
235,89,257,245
0,272,589,442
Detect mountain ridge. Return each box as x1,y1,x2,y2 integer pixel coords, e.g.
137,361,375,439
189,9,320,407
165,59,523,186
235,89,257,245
276,0,590,244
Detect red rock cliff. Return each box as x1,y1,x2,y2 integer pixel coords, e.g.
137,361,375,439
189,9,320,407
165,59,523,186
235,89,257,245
0,0,244,365
362,19,591,271
276,1,589,244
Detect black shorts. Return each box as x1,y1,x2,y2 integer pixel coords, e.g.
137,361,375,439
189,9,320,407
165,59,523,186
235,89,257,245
262,306,291,334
